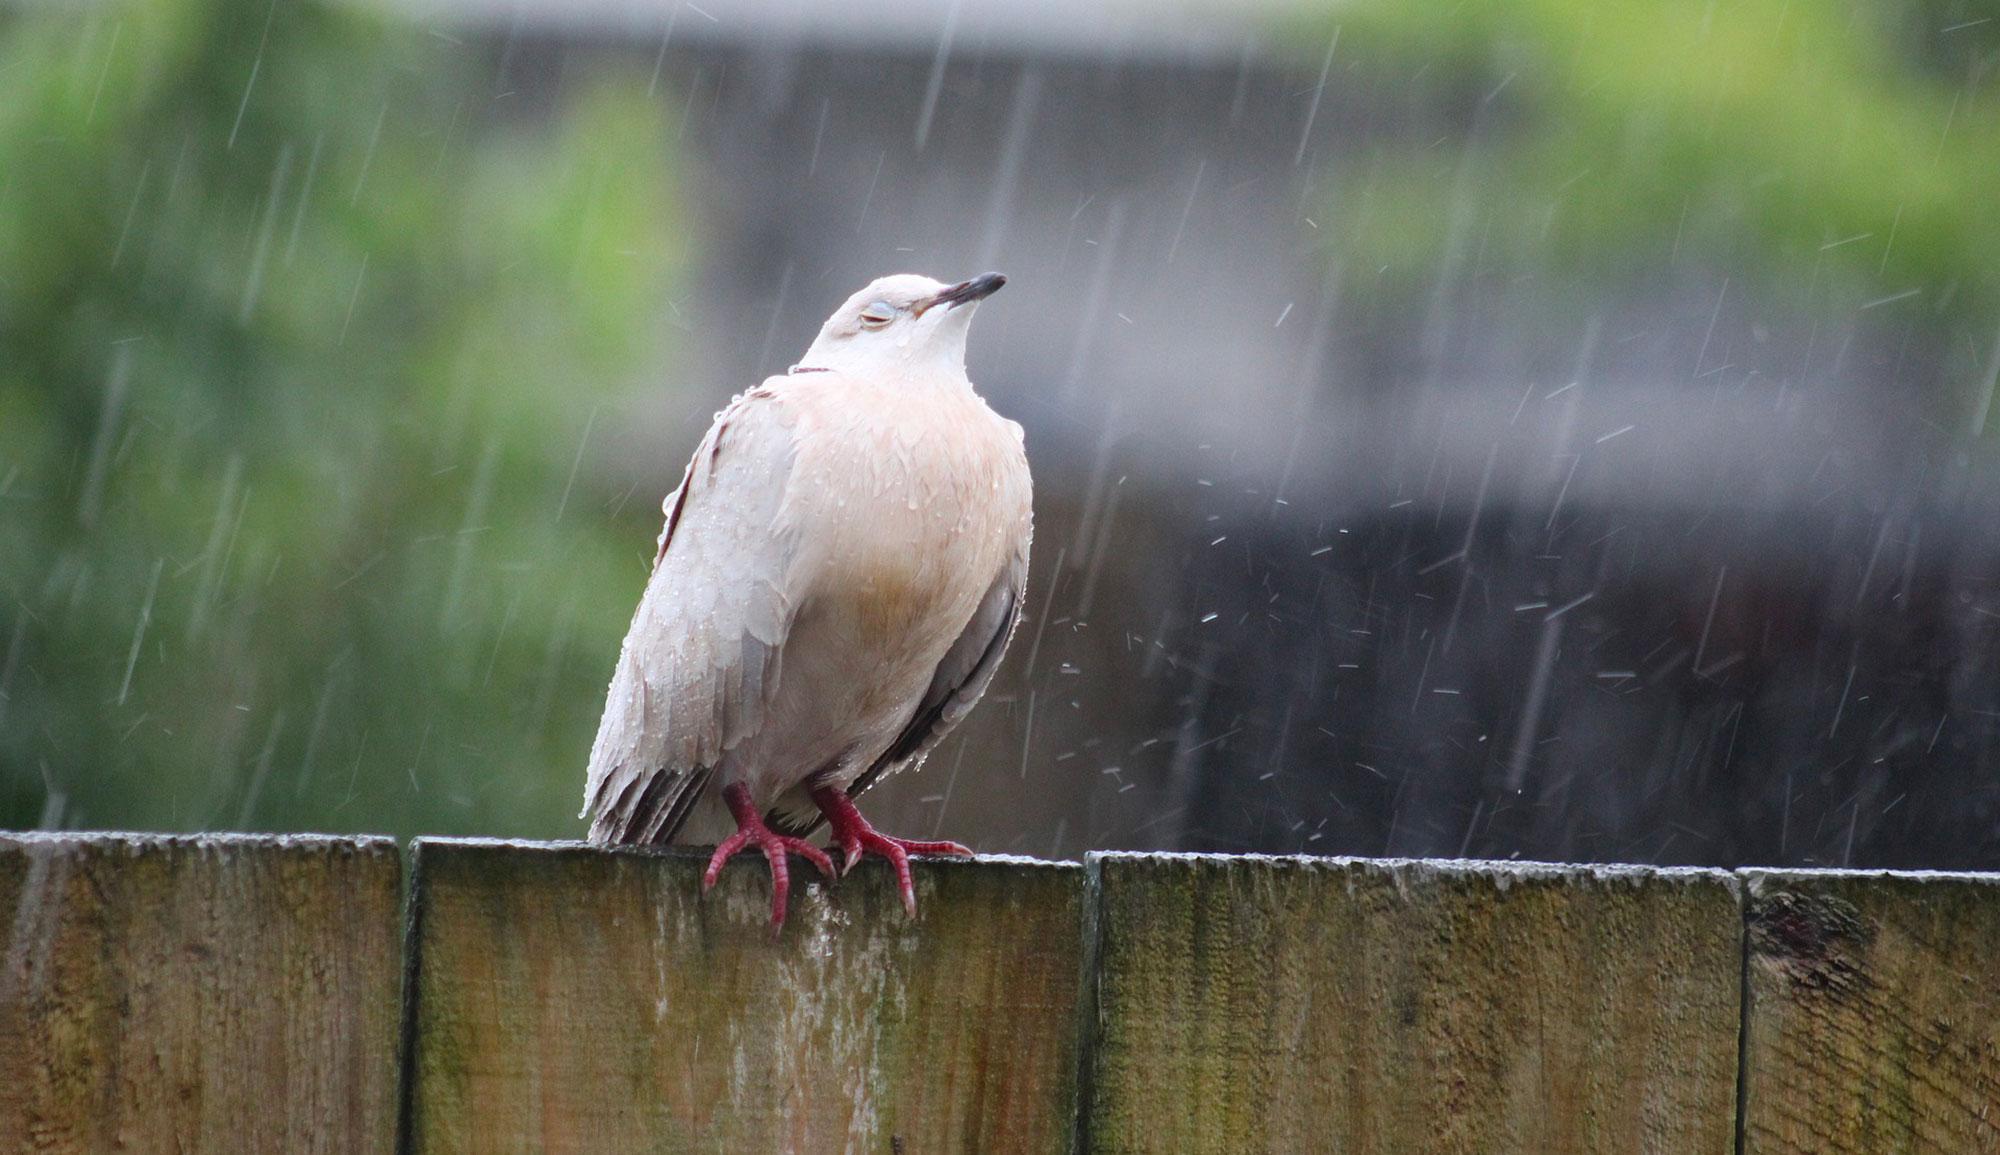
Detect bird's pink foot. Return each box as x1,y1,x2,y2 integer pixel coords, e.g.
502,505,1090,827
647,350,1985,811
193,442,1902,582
810,785,973,916
703,782,835,927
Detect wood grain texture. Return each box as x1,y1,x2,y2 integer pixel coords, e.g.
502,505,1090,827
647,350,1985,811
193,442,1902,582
406,838,1087,1154
1085,853,1742,1155
1741,869,2000,1153
0,833,402,1154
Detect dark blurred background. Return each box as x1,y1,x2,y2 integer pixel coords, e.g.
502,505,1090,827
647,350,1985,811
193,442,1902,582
5,0,1999,869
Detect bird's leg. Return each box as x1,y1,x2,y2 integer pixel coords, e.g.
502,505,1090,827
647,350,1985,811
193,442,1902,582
809,785,973,916
702,782,835,928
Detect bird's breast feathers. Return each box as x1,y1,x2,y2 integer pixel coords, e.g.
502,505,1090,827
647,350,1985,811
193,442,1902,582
776,375,1029,638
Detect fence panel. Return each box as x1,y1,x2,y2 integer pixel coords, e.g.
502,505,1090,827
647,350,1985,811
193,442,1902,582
1740,869,2000,1154
405,838,1089,1154
0,833,402,1154
1085,853,1744,1154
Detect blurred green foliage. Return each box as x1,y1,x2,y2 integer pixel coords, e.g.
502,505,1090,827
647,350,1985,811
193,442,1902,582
1320,0,2000,418
0,0,682,836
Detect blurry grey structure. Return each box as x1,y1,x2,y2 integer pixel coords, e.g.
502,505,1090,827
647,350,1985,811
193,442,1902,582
437,0,2000,869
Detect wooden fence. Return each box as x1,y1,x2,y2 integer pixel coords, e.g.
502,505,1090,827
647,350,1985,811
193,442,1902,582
3,833,1996,1153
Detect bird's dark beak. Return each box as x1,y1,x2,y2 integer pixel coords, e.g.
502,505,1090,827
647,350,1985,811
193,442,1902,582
925,272,1007,313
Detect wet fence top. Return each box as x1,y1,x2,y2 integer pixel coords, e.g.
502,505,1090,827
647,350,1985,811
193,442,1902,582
2,833,1997,1153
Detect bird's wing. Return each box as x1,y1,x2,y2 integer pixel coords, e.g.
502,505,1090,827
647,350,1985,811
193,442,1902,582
780,529,1030,836
583,385,803,844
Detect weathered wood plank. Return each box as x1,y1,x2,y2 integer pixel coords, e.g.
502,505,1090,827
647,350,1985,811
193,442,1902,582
406,838,1087,1154
1741,869,2000,1153
1086,853,1742,1154
0,833,403,1154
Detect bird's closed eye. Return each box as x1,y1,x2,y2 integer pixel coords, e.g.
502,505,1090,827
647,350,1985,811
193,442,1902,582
859,301,898,327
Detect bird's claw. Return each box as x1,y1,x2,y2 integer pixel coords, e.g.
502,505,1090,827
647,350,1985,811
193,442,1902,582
812,785,973,916
705,783,834,927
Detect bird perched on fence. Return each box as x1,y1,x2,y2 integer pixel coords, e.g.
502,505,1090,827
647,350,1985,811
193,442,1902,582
583,272,1030,927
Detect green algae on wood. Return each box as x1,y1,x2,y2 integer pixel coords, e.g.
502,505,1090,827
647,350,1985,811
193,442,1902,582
1084,854,1742,1154
0,833,403,1154
1740,869,2000,1154
404,838,1087,1154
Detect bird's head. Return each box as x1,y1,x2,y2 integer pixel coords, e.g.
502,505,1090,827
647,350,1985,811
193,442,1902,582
796,272,1006,377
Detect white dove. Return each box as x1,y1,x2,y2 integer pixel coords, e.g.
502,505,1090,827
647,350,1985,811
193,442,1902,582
583,272,1031,926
